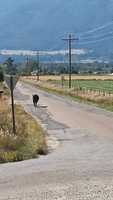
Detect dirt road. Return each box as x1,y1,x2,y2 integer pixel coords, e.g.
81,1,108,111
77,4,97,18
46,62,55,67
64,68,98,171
1,81,113,199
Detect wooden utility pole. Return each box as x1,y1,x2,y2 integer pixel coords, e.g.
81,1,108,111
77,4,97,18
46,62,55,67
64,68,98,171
10,76,16,135
36,51,40,81
63,34,78,88
26,56,29,66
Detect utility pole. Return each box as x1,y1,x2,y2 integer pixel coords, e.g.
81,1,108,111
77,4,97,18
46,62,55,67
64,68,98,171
36,51,40,81
26,56,29,66
62,34,78,88
10,76,16,135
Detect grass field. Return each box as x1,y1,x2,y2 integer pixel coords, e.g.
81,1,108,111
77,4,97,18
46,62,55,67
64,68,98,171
49,79,113,93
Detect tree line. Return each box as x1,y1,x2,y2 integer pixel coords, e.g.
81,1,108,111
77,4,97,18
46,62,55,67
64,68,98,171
1,57,113,81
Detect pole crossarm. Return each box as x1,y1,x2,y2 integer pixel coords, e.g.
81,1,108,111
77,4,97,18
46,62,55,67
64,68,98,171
62,34,79,42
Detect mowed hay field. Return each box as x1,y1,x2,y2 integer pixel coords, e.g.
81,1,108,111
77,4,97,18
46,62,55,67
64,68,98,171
25,75,113,81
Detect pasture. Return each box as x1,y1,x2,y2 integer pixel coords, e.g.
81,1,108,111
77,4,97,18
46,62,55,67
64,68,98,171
49,79,113,93
26,75,113,93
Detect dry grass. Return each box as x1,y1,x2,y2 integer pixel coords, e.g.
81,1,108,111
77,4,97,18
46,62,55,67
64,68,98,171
0,83,47,163
22,75,113,81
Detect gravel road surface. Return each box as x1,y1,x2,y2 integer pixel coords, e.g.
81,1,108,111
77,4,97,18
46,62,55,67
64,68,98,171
1,81,113,199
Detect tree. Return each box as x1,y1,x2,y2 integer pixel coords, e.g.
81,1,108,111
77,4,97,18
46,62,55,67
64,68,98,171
0,66,4,81
4,57,16,75
59,66,67,74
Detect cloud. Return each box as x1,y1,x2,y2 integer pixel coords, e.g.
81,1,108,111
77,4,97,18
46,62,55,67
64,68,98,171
0,49,87,56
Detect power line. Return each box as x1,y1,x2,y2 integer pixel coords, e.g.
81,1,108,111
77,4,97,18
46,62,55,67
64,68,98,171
79,35,113,45
79,20,113,37
80,31,113,41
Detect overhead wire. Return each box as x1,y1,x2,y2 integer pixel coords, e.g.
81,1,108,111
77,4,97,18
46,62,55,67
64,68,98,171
79,20,113,37
76,20,113,45
79,35,113,45
79,31,113,41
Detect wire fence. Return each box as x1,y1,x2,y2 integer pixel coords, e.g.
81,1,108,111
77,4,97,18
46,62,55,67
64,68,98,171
48,79,113,97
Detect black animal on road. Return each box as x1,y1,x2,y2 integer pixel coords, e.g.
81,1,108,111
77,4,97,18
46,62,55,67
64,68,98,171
32,94,39,107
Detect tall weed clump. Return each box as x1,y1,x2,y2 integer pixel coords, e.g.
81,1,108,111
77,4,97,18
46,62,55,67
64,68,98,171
0,103,47,163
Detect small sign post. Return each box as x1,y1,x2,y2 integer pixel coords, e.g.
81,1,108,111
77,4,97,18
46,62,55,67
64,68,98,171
5,75,19,135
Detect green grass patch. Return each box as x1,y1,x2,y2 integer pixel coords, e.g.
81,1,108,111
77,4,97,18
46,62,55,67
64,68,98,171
48,79,113,93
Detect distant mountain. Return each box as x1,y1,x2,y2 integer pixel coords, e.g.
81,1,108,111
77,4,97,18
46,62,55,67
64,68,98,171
0,0,113,60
